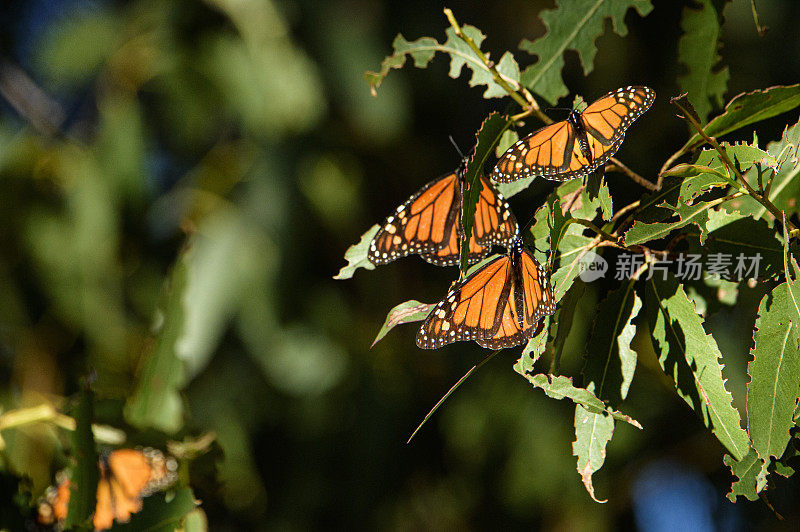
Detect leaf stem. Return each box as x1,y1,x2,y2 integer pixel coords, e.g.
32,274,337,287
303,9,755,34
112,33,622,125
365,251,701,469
443,8,540,117
407,348,501,443
607,157,657,191
570,218,617,243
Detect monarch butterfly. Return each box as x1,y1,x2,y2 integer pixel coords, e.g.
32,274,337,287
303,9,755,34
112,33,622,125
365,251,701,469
417,238,556,349
492,86,655,182
368,159,518,267
37,448,177,531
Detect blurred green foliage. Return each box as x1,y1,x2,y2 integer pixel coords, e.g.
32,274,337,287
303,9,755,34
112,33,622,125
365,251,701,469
1,0,800,530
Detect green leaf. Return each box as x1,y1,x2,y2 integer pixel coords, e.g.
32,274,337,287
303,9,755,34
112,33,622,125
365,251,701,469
515,316,551,375
125,253,189,433
677,0,729,123
747,279,800,462
623,199,716,246
110,488,199,532
366,26,520,99
461,113,513,271
365,34,437,95
519,0,653,104
371,300,435,348
583,281,641,406
550,283,586,373
495,129,519,158
737,118,800,218
585,173,612,222
573,404,614,503
664,142,775,205
679,84,800,153
645,275,749,460
333,225,379,280
65,386,99,529
724,448,767,502
522,373,641,428
696,217,785,279
746,228,800,462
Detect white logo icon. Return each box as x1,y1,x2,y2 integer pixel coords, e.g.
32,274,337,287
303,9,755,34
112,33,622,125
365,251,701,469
577,250,608,282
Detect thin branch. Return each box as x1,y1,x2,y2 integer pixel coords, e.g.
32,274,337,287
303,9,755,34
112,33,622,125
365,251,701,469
607,157,657,191
671,97,798,235
570,218,617,243
658,147,687,179
407,348,501,443
443,8,532,111
610,200,641,224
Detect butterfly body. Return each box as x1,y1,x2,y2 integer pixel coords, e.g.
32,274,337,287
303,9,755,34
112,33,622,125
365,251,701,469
492,86,655,182
368,160,518,267
416,239,555,349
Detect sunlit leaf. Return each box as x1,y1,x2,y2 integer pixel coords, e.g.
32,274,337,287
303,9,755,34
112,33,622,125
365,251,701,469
677,0,729,122
724,448,767,502
746,235,800,462
333,225,379,280
573,404,613,503
623,199,717,246
514,316,551,375
519,0,653,104
372,300,435,348
366,25,520,99
679,84,800,153
645,275,749,460
736,117,800,218
585,173,612,222
522,373,641,428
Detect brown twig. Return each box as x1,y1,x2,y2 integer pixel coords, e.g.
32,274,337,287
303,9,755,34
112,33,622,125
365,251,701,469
607,157,658,191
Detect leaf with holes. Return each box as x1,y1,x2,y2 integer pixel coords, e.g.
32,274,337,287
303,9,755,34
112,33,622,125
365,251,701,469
522,373,641,428
573,404,614,502
519,0,653,104
514,316,551,375
724,448,767,502
735,117,800,218
645,274,750,460
746,239,800,462
366,26,520,99
334,225,379,280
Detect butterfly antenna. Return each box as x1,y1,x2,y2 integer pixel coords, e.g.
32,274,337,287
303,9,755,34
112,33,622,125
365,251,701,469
448,135,466,160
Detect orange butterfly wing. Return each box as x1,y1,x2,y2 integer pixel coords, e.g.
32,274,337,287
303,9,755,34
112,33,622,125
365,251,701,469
418,175,518,266
38,448,177,531
491,121,577,182
491,86,655,182
370,171,518,267
416,242,555,349
416,254,512,348
369,172,460,265
95,449,176,530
